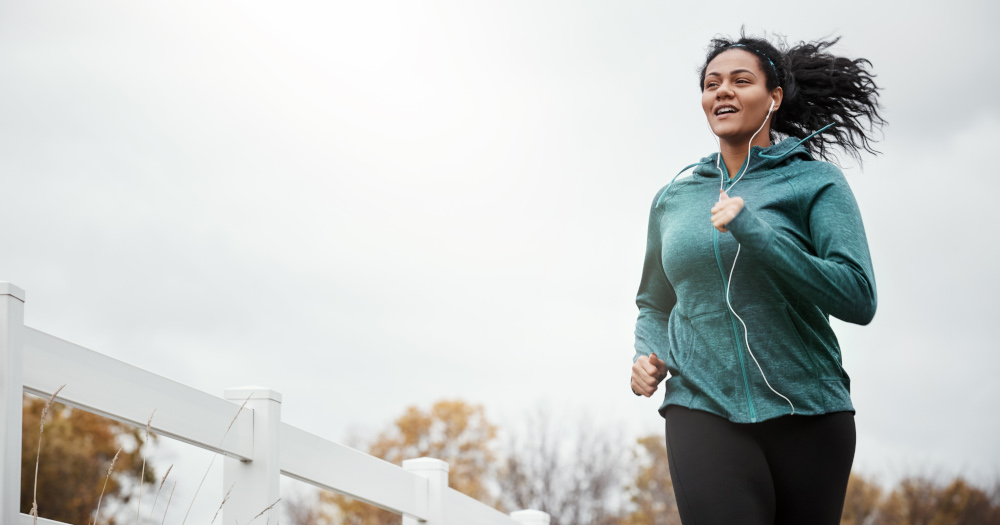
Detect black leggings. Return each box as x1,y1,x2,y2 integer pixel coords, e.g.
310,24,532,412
664,406,855,525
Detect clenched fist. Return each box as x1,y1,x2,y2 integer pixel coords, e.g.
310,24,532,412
711,189,745,233
631,353,668,397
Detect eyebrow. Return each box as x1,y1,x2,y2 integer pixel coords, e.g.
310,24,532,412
705,68,759,78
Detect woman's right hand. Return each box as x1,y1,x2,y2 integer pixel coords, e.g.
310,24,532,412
631,353,668,397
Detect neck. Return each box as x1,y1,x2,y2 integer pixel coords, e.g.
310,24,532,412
719,130,772,179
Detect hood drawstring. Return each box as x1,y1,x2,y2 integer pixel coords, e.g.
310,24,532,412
756,122,837,160
654,162,706,208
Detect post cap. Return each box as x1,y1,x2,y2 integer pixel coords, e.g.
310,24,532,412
224,386,282,403
0,282,25,302
510,510,551,525
402,457,450,473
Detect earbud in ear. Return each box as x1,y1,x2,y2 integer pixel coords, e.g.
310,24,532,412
769,99,776,111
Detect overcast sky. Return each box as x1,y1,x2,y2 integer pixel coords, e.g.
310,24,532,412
3,0,998,519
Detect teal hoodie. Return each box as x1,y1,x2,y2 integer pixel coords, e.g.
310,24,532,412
633,136,876,423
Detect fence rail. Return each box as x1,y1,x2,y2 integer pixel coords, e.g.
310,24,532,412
0,283,550,525
22,326,254,459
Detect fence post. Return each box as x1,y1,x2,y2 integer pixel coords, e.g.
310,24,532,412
0,283,25,525
402,457,448,525
223,386,282,525
510,509,551,525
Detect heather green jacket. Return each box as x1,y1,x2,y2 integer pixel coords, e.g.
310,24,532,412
633,137,876,423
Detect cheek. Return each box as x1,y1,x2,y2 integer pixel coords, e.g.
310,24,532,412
701,92,713,116
749,91,771,114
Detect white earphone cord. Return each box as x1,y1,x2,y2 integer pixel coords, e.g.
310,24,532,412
716,100,796,415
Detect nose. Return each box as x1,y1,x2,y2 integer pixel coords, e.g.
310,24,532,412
716,79,735,99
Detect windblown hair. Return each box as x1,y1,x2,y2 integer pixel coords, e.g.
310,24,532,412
699,30,886,164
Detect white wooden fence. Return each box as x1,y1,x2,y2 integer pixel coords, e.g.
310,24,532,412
0,282,551,525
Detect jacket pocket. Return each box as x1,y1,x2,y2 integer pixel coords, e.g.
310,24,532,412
784,304,844,380
665,311,694,374
737,303,818,383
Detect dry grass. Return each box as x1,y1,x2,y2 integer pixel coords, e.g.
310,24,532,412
210,482,235,524
27,388,276,524
161,481,177,525
181,392,251,525
149,464,173,522
91,447,122,525
248,497,282,524
29,384,65,525
136,409,155,525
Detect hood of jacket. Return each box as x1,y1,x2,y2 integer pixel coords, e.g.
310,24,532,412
691,136,817,180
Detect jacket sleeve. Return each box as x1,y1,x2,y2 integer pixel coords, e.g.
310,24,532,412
726,166,877,325
634,187,678,363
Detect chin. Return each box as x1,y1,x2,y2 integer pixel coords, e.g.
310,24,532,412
709,126,743,142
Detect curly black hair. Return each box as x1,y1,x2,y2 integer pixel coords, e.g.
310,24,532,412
699,30,886,164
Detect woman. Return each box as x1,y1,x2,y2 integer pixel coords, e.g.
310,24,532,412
630,32,885,524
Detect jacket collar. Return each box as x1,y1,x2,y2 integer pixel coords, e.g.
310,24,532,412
692,136,816,179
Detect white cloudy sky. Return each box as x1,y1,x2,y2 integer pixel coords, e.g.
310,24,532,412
3,0,998,518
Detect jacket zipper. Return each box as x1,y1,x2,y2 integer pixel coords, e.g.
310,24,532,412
713,186,758,423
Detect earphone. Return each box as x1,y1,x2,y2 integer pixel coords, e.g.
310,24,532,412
719,97,776,192
714,95,797,416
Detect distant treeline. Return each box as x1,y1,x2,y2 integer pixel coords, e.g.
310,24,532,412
22,396,1000,525
841,472,1000,525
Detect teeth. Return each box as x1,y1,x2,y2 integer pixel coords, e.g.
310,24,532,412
716,107,737,115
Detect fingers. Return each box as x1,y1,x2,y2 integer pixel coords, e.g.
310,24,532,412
631,359,658,395
650,353,668,376
647,353,668,377
712,215,730,233
631,375,656,397
643,354,664,380
710,196,743,233
711,208,733,232
710,196,743,215
632,355,667,397
634,362,661,389
711,195,724,213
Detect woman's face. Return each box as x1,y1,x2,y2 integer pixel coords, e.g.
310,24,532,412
701,49,780,144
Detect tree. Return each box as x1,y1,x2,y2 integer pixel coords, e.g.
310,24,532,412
933,478,1000,524
841,472,883,525
20,394,156,525
321,399,498,525
621,435,680,525
496,407,626,525
876,474,1000,525
284,488,331,525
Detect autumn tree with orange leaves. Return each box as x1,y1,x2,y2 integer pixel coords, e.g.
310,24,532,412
320,399,498,525
620,435,680,525
863,474,1000,525
20,394,156,525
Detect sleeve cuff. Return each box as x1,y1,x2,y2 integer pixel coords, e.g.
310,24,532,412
726,205,776,255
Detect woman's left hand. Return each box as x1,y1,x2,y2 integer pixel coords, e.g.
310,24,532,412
711,189,745,233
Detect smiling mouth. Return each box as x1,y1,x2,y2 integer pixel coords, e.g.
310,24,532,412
715,107,739,116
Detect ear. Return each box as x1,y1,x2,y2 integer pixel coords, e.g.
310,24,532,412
771,86,783,112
